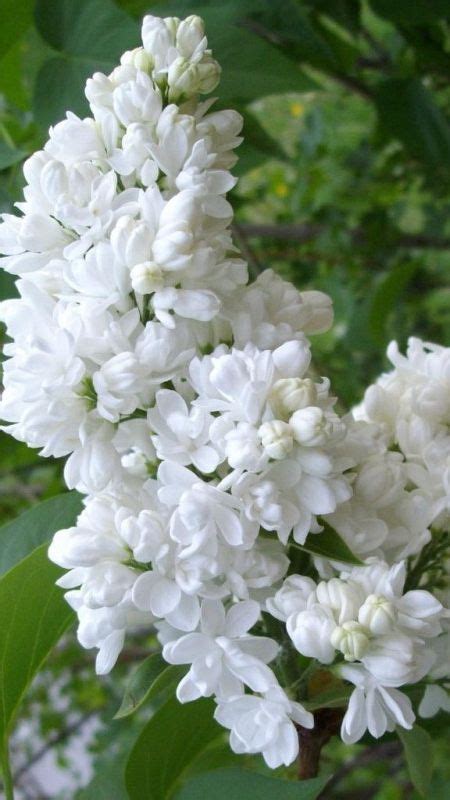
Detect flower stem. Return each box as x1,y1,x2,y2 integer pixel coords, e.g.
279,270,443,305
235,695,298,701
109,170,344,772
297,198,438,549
296,708,343,780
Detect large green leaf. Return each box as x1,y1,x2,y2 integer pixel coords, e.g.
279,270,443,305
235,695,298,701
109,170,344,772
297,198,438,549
175,769,329,800
125,696,223,799
0,492,82,577
375,78,450,170
0,543,74,742
398,725,434,798
292,524,363,565
33,0,139,127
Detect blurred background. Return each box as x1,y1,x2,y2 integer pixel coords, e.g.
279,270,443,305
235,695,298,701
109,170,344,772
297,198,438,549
0,0,449,797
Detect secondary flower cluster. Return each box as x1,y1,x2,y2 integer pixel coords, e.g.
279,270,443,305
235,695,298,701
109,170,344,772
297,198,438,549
0,13,448,771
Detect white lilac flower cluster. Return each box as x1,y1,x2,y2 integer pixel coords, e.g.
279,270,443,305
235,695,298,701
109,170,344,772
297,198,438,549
0,13,449,771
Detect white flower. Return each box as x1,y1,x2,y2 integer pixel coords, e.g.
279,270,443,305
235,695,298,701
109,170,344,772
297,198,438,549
214,686,313,769
340,665,415,743
258,420,294,460
163,599,278,701
148,389,220,472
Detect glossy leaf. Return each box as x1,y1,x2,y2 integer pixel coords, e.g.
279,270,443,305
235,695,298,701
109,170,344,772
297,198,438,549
0,491,82,577
125,696,222,799
398,724,434,798
0,543,74,741
175,769,329,800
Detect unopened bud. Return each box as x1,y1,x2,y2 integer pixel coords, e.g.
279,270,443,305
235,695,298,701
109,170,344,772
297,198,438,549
290,406,331,446
131,261,164,294
331,621,370,661
358,594,396,635
121,47,153,73
269,378,318,420
258,420,293,460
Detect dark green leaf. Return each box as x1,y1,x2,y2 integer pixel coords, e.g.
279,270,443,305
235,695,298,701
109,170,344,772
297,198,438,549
369,261,420,345
398,724,434,797
0,492,82,577
175,769,329,800
0,543,74,741
114,652,167,719
125,696,222,799
293,524,363,565
33,0,139,127
375,78,450,170
370,1,450,24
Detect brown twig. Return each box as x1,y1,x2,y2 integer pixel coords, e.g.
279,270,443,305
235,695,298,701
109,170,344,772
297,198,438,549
297,707,344,780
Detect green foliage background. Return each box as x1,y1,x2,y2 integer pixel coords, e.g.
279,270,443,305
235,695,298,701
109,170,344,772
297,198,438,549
0,0,449,797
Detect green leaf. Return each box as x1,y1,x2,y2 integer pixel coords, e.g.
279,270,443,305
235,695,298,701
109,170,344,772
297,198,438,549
0,492,83,578
114,652,168,719
0,543,74,742
175,769,329,800
0,142,27,171
369,261,420,345
398,725,434,797
374,78,450,170
33,0,139,127
370,0,450,24
125,696,222,799
0,0,34,58
293,523,363,565
77,759,128,800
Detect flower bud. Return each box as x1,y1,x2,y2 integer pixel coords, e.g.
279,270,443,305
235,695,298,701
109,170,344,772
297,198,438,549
168,56,220,100
358,594,396,635
176,15,206,57
290,406,331,446
258,420,293,460
269,378,318,419
120,47,153,73
330,621,370,661
131,261,165,294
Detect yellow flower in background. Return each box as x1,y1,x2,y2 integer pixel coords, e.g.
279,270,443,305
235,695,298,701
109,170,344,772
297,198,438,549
274,181,289,197
290,100,304,118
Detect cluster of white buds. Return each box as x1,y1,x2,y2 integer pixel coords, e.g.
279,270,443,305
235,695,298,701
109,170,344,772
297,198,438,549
0,13,448,770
